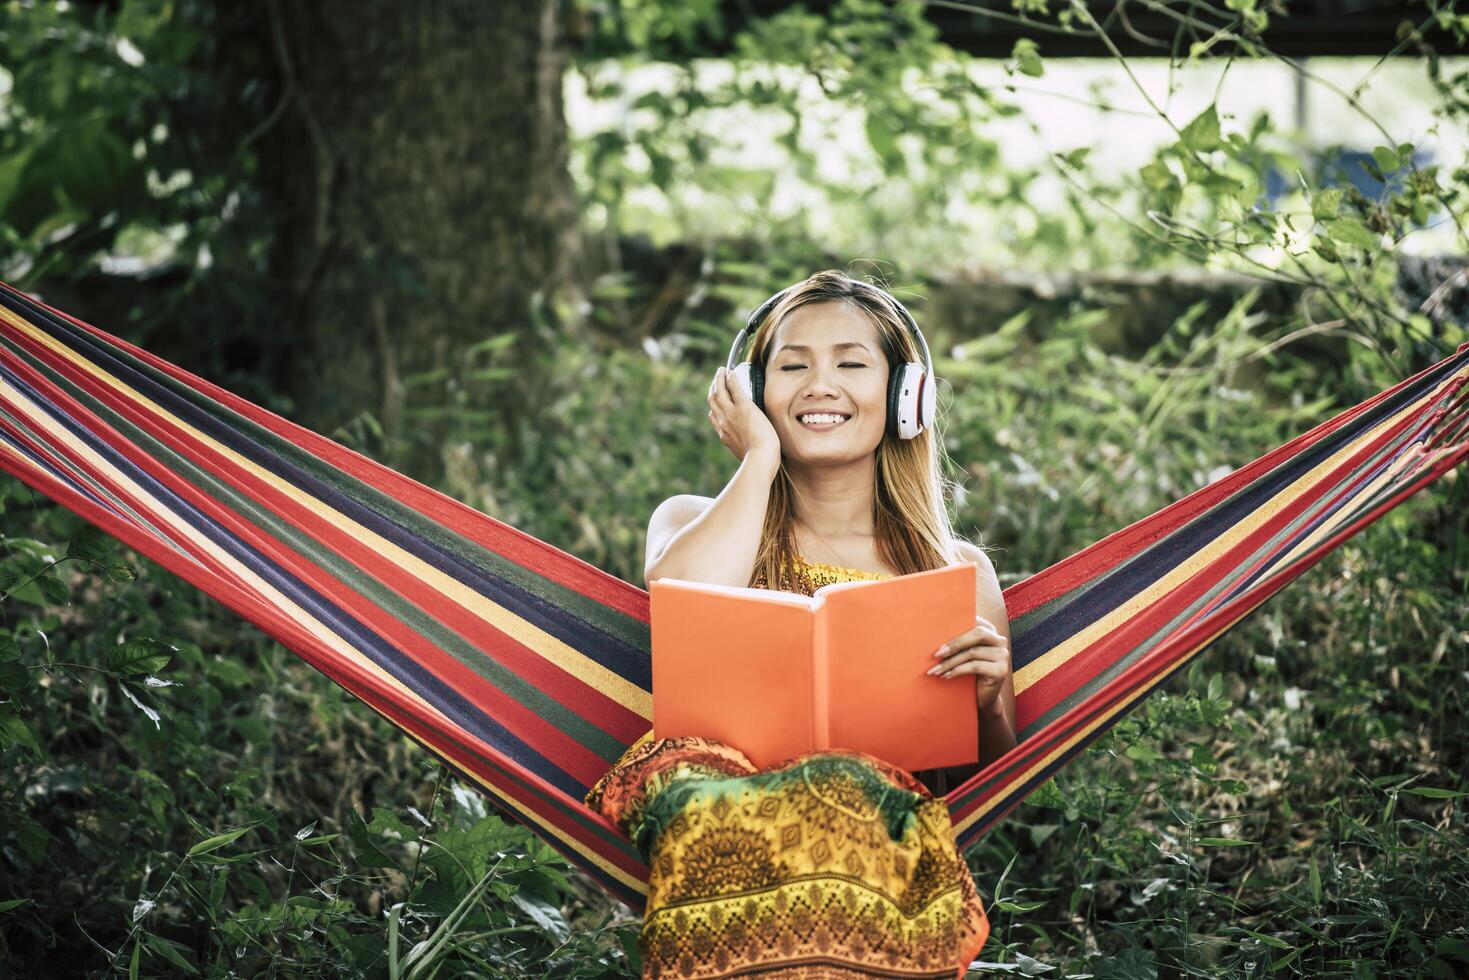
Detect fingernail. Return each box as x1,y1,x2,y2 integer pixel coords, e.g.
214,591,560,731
934,646,947,657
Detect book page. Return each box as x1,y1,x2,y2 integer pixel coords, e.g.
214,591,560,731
650,579,815,768
819,563,980,771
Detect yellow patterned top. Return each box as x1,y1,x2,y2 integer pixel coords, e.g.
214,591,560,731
749,553,892,596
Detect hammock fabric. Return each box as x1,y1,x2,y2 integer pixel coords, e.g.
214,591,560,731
0,281,1465,916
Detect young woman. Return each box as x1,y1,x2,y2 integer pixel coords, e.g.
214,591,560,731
586,271,1018,978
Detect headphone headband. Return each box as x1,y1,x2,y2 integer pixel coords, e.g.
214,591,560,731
725,278,933,379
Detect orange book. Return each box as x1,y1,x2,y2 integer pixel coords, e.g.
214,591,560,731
651,563,979,772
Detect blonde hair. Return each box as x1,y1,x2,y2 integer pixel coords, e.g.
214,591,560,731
745,270,968,591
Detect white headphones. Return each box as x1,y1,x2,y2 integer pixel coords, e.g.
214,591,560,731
724,277,937,440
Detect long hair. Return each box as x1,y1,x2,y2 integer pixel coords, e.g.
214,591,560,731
746,270,967,591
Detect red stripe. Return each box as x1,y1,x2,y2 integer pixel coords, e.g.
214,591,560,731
2,333,644,781
0,350,286,595
0,282,651,622
1170,404,1449,637
1014,394,1431,729
951,431,1469,836
0,431,637,867
11,325,648,742
1003,350,1466,617
382,698,649,899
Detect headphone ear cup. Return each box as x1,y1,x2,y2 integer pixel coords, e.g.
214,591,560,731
893,362,928,440
750,362,765,412
919,366,936,434
731,361,756,407
886,363,904,440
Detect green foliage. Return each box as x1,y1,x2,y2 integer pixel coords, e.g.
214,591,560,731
1,0,1467,975
0,483,639,974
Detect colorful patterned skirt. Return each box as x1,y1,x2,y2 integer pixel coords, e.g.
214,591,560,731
585,732,990,978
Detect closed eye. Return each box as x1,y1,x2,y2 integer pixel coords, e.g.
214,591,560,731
780,363,867,370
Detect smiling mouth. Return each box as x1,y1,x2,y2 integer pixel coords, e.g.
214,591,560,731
796,412,851,429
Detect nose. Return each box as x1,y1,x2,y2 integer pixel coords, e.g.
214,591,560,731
799,364,843,398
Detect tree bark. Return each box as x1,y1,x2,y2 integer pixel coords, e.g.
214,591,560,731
258,0,582,472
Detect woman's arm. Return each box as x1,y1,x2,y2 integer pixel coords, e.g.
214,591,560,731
644,448,781,588
645,364,783,589
960,541,1018,768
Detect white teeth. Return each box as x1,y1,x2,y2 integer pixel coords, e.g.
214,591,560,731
799,413,848,425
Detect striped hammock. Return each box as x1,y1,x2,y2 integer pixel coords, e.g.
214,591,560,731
0,281,1465,915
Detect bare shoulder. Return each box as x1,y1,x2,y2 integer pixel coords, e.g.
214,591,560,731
956,539,1009,628
645,494,715,570
649,494,714,526
955,539,996,572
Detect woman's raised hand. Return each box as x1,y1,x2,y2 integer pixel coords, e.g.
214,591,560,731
708,366,781,464
927,614,1011,713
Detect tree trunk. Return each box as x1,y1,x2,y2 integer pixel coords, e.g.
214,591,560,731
258,0,582,475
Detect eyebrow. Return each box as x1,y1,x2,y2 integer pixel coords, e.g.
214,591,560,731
776,342,874,354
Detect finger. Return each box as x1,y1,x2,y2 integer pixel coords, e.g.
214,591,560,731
939,624,1002,650
938,660,1008,680
928,647,1007,674
711,371,731,406
932,633,1006,659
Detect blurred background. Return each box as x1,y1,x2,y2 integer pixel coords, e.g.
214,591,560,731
1,1,1467,976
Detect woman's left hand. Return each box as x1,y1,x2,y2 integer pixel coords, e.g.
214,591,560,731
926,615,1011,712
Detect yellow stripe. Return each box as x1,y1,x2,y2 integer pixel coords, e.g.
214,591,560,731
0,309,651,893
0,304,652,719
365,700,648,896
0,372,460,732
1012,398,1431,697
454,761,648,897
954,597,1260,838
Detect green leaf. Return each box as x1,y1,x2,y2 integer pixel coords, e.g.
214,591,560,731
1125,743,1160,763
367,807,421,844
1241,928,1293,950
1139,159,1176,192
1021,778,1068,810
144,935,199,975
1057,147,1091,170
36,575,69,606
1311,187,1344,221
0,146,37,218
1326,217,1380,250
107,638,174,676
1371,145,1402,172
67,524,117,562
0,659,28,691
1402,786,1467,799
864,113,903,174
1196,837,1255,846
1180,105,1222,154
187,826,252,857
1012,38,1044,78
995,899,1046,912
0,898,30,913
509,893,570,942
107,563,138,582
0,715,40,753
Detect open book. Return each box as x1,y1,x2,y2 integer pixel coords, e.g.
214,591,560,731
650,562,979,772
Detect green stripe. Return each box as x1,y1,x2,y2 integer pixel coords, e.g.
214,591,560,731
37,315,652,658
7,335,629,763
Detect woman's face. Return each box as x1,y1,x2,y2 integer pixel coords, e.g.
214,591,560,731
761,301,889,463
